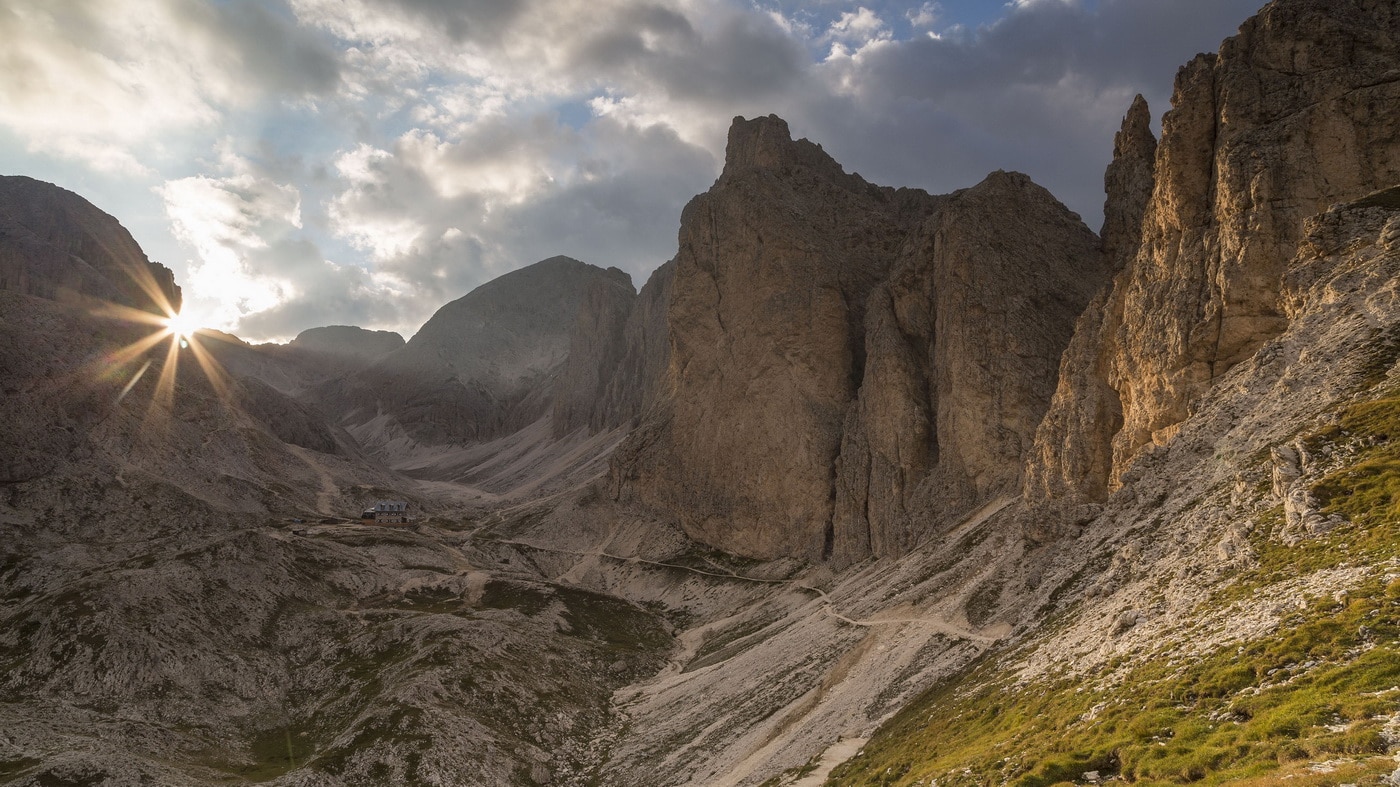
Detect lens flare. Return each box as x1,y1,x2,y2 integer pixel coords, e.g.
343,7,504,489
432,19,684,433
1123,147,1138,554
84,262,234,421
163,310,202,343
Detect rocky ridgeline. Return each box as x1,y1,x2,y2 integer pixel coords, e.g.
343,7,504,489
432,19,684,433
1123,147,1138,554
306,255,671,472
612,0,1400,565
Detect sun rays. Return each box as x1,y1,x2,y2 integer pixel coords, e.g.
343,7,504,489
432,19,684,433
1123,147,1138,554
93,260,235,419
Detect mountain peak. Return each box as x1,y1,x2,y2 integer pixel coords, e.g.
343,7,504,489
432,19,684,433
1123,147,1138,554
721,114,847,181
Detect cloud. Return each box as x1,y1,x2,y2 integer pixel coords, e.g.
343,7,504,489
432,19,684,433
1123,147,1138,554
825,7,891,45
159,148,306,325
906,3,941,29
6,0,1270,342
323,113,716,327
786,0,1262,228
0,0,339,174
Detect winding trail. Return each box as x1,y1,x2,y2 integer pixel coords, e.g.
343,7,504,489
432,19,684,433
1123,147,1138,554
289,445,338,515
481,497,1015,644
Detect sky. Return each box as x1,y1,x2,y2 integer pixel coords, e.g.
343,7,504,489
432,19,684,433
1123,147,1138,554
0,0,1265,342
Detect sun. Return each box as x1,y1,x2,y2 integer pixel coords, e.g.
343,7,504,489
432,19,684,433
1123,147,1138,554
163,310,203,344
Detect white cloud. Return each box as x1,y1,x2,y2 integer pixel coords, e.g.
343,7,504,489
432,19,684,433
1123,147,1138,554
0,0,338,174
0,1,218,173
820,6,895,64
906,2,941,28
826,7,891,44
328,144,431,261
4,0,1271,343
158,149,305,327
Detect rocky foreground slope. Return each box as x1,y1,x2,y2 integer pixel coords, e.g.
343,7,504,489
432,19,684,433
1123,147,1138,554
3,0,1400,785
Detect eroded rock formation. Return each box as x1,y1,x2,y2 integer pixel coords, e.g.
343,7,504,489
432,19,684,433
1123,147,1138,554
1028,0,1400,504
614,117,1106,563
833,171,1104,564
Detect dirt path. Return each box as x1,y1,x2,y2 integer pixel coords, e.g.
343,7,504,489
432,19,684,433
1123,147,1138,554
486,520,1013,646
289,446,337,515
820,604,1007,643
678,496,1019,787
787,738,868,787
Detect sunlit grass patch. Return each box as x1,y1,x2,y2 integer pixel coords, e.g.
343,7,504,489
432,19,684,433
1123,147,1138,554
827,575,1400,787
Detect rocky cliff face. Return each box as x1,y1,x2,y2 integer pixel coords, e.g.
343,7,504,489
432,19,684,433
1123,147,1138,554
613,116,940,561
0,176,180,315
1027,0,1400,504
614,117,1105,563
551,269,639,437
832,172,1104,564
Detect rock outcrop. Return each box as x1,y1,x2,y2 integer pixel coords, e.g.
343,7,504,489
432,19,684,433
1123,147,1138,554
551,268,638,436
551,259,676,437
1023,97,1157,508
0,176,180,315
614,117,1106,562
1027,0,1400,504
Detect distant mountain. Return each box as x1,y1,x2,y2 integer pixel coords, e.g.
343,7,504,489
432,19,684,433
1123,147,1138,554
0,183,671,787
306,255,670,494
290,325,405,361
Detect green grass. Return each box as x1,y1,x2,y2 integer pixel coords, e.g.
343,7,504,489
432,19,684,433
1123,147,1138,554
1313,394,1400,527
478,579,555,615
828,577,1400,786
826,385,1400,787
310,702,431,777
555,585,673,652
1218,390,1400,603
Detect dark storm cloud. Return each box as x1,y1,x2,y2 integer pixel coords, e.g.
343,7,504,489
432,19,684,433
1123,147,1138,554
194,1,344,96
315,114,714,338
570,7,807,104
489,120,717,282
857,0,1263,103
379,0,527,44
782,0,1266,228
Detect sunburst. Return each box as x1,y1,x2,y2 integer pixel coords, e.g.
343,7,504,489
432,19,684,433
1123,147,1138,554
88,260,235,417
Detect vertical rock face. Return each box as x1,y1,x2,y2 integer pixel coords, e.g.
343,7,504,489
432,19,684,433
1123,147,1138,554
615,117,1105,563
616,116,939,560
552,260,675,436
551,269,637,436
832,172,1105,564
601,260,676,426
1029,0,1400,502
1023,97,1157,505
0,176,181,315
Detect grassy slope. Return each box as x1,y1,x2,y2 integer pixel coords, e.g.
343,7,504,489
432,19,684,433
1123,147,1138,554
820,393,1400,787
